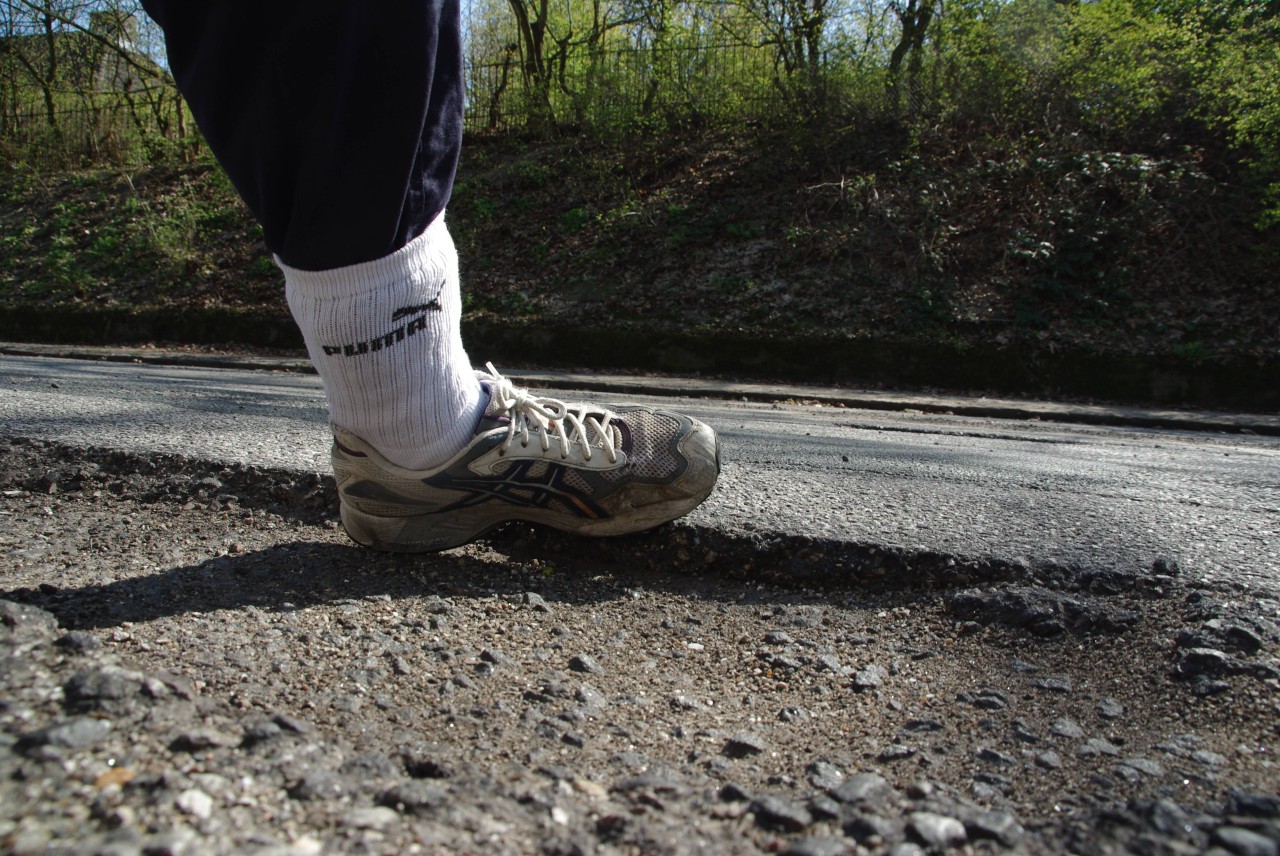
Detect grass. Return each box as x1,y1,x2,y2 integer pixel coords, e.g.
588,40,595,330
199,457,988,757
2,125,1278,374
1,158,280,314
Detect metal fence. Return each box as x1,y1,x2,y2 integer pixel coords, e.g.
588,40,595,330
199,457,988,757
0,85,193,166
3,38,851,165
464,40,792,133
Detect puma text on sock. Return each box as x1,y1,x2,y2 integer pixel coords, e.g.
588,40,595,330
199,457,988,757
280,214,483,470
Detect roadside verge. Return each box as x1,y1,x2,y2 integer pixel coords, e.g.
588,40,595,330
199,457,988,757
4,340,1279,436
1,306,1277,413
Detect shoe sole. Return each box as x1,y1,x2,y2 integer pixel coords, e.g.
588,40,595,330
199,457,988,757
339,427,720,553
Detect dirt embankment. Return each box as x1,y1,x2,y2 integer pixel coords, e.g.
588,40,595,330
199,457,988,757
3,128,1278,407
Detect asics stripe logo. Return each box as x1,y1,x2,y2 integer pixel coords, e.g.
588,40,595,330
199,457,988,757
428,459,607,519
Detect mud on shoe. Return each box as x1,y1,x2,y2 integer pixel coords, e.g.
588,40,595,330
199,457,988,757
332,364,720,552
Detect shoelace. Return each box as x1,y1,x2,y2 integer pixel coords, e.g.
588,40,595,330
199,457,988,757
484,364,621,464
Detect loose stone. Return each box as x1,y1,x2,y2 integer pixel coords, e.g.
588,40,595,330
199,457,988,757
1079,737,1121,757
1143,799,1194,837
1012,719,1039,743
568,654,603,674
965,809,1025,847
878,745,918,762
575,684,605,708
54,631,102,653
854,664,886,690
1211,826,1279,856
809,794,843,821
843,812,906,845
903,719,944,733
1192,749,1228,767
908,812,968,849
1204,620,1265,655
18,716,111,752
175,788,213,821
972,689,1009,711
977,747,1016,766
815,654,844,673
807,760,845,791
1035,751,1063,770
63,666,147,711
888,845,927,856
750,794,813,831
288,769,346,801
1051,718,1085,739
1192,678,1231,696
670,694,701,711
1034,677,1073,694
271,713,313,734
523,592,552,612
772,654,805,672
380,780,447,815
1118,757,1164,777
782,837,854,856
1173,647,1236,678
343,807,400,830
831,773,896,806
1227,792,1280,817
974,772,1012,793
723,732,767,758
142,827,200,856
906,781,933,799
1097,698,1125,719
242,718,283,746
0,600,60,640
170,727,240,752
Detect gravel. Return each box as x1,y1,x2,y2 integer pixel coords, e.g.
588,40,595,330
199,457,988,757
1,436,1279,854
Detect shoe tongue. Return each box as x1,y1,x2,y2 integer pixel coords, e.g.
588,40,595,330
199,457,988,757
614,417,633,454
476,382,628,452
474,382,557,432
476,382,510,431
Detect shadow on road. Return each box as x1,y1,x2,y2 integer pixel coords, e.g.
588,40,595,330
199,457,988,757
2,538,648,630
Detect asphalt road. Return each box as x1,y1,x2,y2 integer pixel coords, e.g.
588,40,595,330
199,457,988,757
2,353,1277,594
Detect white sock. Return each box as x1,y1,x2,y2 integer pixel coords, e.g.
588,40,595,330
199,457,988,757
280,213,484,470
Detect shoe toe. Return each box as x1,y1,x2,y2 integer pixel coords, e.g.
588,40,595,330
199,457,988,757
675,417,720,498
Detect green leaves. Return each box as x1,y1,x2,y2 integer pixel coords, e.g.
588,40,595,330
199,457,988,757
1198,29,1280,227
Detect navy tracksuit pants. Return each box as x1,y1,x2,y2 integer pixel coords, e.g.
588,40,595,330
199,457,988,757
141,0,464,272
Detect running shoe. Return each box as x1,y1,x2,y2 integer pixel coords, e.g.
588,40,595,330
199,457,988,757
332,364,720,551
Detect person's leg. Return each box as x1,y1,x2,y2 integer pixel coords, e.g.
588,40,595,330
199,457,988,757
141,0,461,268
143,0,720,551
143,0,481,469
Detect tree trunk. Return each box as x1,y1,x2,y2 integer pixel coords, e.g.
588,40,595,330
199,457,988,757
506,0,556,128
886,0,934,112
40,10,59,133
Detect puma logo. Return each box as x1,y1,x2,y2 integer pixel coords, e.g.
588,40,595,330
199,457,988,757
321,300,443,357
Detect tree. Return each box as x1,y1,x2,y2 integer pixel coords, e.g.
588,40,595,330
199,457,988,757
1,0,179,165
885,0,937,111
1,0,69,135
500,0,648,127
